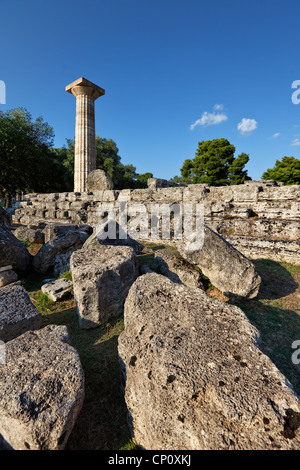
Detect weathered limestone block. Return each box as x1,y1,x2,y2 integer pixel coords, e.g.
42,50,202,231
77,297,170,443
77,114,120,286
202,185,234,203
0,285,42,342
70,245,139,328
148,187,184,203
178,225,261,298
41,278,73,302
43,223,93,243
118,273,300,450
225,235,300,265
147,178,186,189
182,184,212,203
0,269,18,288
0,325,84,450
33,229,90,274
14,226,45,244
154,248,204,290
86,169,114,191
83,222,144,253
0,227,31,273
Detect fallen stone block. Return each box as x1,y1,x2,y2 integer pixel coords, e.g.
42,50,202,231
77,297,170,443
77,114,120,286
0,285,42,342
0,269,18,288
33,229,90,274
83,221,144,253
14,225,45,244
86,169,114,191
70,244,139,329
178,224,261,298
0,227,31,273
43,223,93,243
154,248,204,290
41,278,73,302
118,273,300,450
0,325,84,450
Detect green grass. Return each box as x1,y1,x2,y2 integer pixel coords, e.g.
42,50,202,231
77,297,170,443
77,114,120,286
58,271,72,281
16,236,35,248
233,258,300,394
24,268,135,450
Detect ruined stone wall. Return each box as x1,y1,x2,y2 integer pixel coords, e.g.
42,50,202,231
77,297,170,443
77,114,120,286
12,180,300,264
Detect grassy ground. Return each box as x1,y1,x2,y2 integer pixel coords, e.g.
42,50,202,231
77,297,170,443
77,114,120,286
20,242,300,450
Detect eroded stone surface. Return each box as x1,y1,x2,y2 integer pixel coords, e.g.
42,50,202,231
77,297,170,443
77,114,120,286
0,269,18,288
70,244,138,328
0,325,84,450
178,225,261,298
0,285,42,342
87,169,114,191
118,273,300,450
41,278,73,302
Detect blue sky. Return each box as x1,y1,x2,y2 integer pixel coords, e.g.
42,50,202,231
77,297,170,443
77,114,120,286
1,0,300,181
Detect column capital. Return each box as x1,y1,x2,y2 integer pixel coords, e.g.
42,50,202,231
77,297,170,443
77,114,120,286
66,77,105,100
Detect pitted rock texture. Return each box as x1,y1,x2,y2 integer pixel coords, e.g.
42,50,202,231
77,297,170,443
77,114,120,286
86,169,114,191
0,325,84,450
41,278,73,302
178,225,261,298
118,273,300,450
33,229,90,274
0,284,42,342
154,248,204,289
0,227,31,273
70,244,139,328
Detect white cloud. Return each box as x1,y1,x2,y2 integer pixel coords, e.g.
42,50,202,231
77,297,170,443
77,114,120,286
291,137,300,146
190,111,228,130
237,118,258,135
213,103,224,111
272,133,280,138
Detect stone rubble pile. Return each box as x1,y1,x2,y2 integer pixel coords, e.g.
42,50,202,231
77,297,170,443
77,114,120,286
1,187,300,449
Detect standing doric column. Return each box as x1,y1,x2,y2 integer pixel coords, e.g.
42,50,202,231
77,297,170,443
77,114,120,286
66,77,105,192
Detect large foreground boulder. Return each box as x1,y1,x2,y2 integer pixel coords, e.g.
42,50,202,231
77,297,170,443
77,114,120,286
178,225,261,298
70,245,139,329
0,285,42,342
0,325,84,450
118,273,300,450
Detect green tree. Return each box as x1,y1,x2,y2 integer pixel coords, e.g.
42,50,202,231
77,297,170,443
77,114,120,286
0,107,58,205
262,156,300,185
136,172,153,188
180,138,251,186
61,136,142,189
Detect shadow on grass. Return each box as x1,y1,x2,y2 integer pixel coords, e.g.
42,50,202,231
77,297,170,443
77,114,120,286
234,258,300,395
41,308,132,450
253,258,299,300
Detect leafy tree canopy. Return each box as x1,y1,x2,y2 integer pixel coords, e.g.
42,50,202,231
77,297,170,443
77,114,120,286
175,138,251,186
58,136,151,190
0,107,61,203
262,156,300,185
